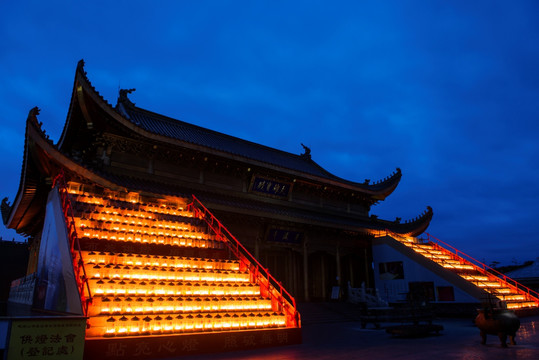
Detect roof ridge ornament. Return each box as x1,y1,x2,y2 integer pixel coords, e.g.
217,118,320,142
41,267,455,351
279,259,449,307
26,106,53,145
77,59,86,75
1,197,12,225
27,106,41,125
118,88,136,106
300,143,311,160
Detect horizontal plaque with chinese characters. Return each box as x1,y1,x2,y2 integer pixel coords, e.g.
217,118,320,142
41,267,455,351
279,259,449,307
250,176,292,199
268,229,303,245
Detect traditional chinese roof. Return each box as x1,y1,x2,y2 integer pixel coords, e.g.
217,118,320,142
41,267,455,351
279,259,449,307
2,108,51,235
1,109,431,237
2,60,433,237
2,107,130,235
56,60,401,199
116,96,402,196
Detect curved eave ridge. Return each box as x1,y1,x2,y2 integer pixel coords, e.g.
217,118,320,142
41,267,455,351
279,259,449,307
366,168,401,198
74,59,116,111
70,60,401,195
121,103,327,174
58,60,117,150
118,101,402,193
374,206,433,237
3,107,54,232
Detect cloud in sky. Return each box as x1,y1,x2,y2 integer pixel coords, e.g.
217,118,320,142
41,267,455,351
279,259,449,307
1,1,538,264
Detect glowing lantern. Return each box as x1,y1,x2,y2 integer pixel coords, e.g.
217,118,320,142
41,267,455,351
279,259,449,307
195,314,204,331
105,316,116,337
222,313,232,329
185,314,195,332
204,314,213,331
130,316,140,335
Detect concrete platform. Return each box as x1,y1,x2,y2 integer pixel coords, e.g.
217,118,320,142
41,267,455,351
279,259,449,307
385,323,444,337
84,327,301,359
184,302,539,360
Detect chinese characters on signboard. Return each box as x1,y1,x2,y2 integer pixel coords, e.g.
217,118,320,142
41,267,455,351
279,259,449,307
7,318,86,360
250,176,291,199
268,229,303,245
84,329,301,359
103,338,190,358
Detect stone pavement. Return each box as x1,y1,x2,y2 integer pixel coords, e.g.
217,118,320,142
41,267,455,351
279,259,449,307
186,302,539,360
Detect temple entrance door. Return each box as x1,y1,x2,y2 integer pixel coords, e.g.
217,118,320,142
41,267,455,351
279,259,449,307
263,249,303,299
344,252,371,284
340,253,366,301
308,251,336,301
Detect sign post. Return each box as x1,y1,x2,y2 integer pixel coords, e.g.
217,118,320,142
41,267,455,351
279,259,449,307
6,317,86,360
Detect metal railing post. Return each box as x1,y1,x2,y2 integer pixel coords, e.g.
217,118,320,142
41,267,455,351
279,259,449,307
189,195,300,327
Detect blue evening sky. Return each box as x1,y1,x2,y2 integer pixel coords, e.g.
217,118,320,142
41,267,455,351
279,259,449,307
1,1,538,265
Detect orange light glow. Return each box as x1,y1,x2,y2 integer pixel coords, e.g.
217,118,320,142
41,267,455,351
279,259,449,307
68,183,296,338
378,227,539,311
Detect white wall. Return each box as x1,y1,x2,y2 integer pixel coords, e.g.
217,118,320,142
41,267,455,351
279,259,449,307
372,242,478,304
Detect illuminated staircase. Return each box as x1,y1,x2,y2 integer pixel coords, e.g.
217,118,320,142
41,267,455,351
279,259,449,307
53,175,300,358
379,232,539,310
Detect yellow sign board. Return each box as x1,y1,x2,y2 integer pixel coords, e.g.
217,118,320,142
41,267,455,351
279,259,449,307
7,318,86,360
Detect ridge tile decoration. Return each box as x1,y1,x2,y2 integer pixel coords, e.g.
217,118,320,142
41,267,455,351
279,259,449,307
379,232,539,310
63,182,297,339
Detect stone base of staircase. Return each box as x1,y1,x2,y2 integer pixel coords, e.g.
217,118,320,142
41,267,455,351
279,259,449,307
513,307,539,317
419,302,480,318
84,327,302,359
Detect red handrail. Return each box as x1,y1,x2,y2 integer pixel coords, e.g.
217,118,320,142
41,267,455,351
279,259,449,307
425,233,539,302
188,195,300,328
52,170,92,316
373,229,539,305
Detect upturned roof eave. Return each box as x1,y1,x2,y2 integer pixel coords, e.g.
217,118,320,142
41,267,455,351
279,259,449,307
4,108,41,232
6,109,426,236
67,60,401,198
370,206,434,237
119,102,403,197
6,112,131,234
57,60,85,151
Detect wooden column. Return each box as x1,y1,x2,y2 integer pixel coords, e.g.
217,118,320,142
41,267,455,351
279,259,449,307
336,243,341,287
349,257,355,288
364,248,370,288
303,240,309,301
321,256,327,299
288,249,293,294
254,236,260,260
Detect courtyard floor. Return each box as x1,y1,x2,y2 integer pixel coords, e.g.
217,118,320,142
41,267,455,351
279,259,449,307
186,302,539,360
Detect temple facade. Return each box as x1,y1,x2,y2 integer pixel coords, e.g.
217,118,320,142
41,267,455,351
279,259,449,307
4,62,539,358
2,60,432,303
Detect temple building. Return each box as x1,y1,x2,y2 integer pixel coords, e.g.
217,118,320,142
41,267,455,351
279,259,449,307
2,60,538,358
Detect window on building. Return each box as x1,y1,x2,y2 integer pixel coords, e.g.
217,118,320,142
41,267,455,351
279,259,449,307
379,261,404,280
408,281,435,302
437,286,455,301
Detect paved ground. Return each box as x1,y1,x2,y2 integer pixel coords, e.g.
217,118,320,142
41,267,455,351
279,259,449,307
188,302,539,360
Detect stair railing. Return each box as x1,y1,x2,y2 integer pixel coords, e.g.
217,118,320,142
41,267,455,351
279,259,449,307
188,195,300,328
374,229,539,305
425,233,539,304
411,240,507,293
52,170,92,316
